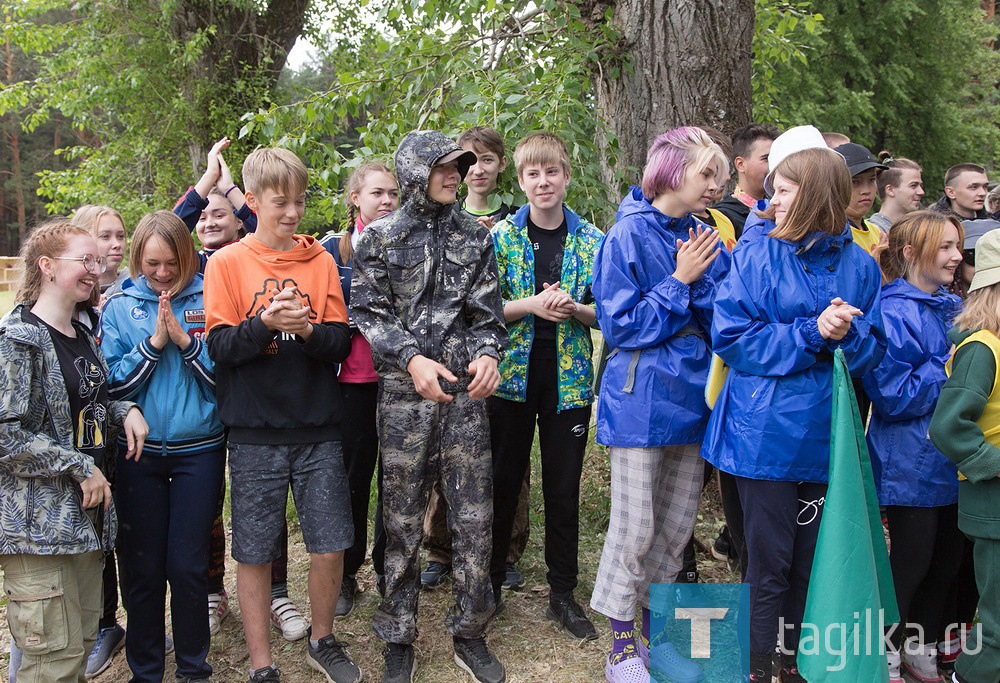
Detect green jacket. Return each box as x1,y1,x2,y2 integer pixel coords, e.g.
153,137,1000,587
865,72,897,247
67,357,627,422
929,326,1000,539
491,203,604,411
0,303,133,555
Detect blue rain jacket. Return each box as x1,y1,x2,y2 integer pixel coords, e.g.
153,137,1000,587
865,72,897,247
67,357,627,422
863,279,961,506
594,187,731,447
702,224,886,482
100,275,224,456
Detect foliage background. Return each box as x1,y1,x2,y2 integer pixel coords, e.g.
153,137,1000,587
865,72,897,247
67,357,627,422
1,0,998,249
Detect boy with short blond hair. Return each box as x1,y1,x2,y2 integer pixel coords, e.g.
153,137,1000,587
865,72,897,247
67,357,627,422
488,131,603,640
204,147,361,683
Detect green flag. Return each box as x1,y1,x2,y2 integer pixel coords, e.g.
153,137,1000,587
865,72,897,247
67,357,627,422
797,349,899,681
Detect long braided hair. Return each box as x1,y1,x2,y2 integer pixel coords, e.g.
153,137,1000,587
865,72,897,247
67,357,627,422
340,161,395,265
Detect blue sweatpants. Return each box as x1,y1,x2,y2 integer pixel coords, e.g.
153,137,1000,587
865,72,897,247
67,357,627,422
116,446,225,682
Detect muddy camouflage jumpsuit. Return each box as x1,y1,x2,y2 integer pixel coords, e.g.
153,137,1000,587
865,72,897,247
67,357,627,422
350,130,508,644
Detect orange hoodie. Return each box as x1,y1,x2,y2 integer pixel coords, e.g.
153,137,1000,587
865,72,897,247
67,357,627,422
203,234,352,444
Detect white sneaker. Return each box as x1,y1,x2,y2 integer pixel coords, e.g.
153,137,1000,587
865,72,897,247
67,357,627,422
208,591,230,636
887,650,904,683
902,639,943,682
270,596,308,641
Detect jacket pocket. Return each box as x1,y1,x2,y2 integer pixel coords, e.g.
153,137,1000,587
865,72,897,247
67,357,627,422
5,566,69,655
444,246,479,295
386,246,426,298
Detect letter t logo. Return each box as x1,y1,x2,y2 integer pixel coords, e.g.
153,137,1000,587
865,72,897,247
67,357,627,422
673,608,729,658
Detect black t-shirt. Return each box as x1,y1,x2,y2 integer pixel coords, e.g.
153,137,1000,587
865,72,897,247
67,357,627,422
26,312,110,471
527,215,568,359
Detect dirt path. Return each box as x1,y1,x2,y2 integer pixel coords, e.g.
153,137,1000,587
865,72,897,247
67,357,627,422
1,441,735,682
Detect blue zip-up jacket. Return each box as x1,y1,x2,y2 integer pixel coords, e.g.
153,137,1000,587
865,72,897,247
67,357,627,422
863,279,961,506
320,232,355,310
99,274,224,456
702,224,887,482
594,187,732,447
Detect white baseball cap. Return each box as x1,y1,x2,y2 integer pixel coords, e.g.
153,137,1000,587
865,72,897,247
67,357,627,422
764,125,828,197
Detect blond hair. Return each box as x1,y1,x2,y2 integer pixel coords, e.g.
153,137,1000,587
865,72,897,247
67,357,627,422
17,220,98,310
242,147,308,197
513,132,571,177
956,285,1000,337
880,210,964,283
761,148,851,242
341,161,395,264
129,211,200,294
71,204,125,238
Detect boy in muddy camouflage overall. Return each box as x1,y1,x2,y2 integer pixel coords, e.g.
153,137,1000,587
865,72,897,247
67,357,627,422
351,130,509,683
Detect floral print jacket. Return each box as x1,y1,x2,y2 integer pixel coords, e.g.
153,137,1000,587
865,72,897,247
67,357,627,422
0,303,133,555
491,204,604,411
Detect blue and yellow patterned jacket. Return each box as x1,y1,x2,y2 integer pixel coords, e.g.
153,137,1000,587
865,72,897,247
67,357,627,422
491,203,604,411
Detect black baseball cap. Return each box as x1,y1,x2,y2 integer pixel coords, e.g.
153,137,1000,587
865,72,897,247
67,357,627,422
834,143,888,177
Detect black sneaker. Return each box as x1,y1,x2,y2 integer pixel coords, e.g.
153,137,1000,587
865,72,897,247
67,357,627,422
777,652,806,682
546,593,597,641
336,575,357,618
306,633,362,683
744,653,772,682
249,666,281,683
381,642,416,683
501,562,525,590
453,636,505,683
420,561,451,589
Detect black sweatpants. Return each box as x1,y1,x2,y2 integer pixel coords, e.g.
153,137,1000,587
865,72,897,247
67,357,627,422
341,381,381,577
885,504,966,649
488,356,591,597
737,476,826,655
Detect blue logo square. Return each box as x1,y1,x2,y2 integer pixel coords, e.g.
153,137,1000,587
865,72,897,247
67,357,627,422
649,583,748,682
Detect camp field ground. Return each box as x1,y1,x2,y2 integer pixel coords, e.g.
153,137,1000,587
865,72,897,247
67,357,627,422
0,433,735,682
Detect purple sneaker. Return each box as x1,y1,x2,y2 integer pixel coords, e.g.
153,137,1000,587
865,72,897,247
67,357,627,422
606,651,649,683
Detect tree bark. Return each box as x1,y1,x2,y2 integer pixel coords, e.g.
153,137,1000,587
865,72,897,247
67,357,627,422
171,0,311,174
584,0,754,191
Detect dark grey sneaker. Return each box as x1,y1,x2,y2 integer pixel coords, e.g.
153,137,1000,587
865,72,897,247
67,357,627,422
336,575,357,618
420,561,451,589
381,642,416,683
546,593,597,641
306,634,362,683
248,666,280,683
453,637,505,683
501,563,525,590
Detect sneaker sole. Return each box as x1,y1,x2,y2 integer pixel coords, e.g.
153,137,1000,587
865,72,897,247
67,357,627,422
306,651,364,683
271,619,309,641
710,547,731,562
85,635,125,679
901,664,943,683
384,656,418,683
545,607,599,642
335,599,355,619
454,653,506,683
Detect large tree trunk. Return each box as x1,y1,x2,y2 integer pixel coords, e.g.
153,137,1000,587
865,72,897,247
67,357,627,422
584,0,754,191
172,0,311,174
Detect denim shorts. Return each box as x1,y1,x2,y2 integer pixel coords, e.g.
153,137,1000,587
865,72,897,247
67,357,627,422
229,440,353,563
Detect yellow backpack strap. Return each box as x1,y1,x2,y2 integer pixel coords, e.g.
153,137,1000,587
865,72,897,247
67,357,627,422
947,330,1000,401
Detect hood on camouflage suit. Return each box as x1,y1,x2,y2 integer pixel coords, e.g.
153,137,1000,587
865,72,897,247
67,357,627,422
395,130,478,212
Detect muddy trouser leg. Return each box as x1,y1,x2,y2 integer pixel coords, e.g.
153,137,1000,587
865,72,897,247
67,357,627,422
422,480,453,565
373,391,438,644
508,471,531,563
441,391,496,639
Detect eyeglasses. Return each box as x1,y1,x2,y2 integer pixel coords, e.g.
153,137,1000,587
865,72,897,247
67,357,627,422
964,250,976,267
51,255,108,274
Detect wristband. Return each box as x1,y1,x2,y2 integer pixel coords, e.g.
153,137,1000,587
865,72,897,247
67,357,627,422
224,184,239,198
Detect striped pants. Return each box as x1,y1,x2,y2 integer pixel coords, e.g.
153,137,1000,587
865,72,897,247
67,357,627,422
590,444,704,621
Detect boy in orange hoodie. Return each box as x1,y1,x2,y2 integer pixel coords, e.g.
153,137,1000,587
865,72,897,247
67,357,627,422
203,148,360,683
